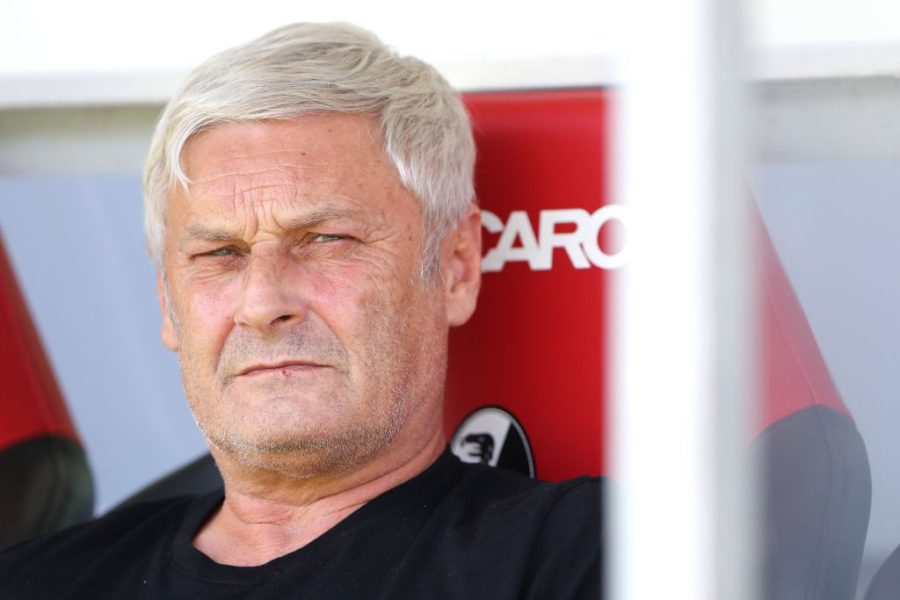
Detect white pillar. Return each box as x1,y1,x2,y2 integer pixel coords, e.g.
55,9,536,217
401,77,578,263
609,0,755,598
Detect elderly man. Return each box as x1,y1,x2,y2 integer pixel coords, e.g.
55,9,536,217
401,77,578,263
0,23,601,598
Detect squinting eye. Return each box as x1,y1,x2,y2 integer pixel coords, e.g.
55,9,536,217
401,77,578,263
311,234,346,243
204,247,237,257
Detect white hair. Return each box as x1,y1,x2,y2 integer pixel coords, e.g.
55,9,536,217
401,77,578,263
143,22,475,280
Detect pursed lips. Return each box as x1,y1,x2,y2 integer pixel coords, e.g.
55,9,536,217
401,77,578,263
236,360,329,377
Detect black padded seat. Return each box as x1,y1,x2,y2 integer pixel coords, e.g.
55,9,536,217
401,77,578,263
752,405,871,600
117,453,222,509
864,542,900,599
0,436,93,549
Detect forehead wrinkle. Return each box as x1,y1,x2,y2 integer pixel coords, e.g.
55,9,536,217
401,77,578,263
189,162,331,188
189,164,374,223
193,167,302,204
184,147,332,181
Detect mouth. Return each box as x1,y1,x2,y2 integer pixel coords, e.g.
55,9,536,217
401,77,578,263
237,360,328,377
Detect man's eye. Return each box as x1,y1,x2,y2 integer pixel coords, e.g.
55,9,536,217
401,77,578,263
203,247,237,257
311,233,346,243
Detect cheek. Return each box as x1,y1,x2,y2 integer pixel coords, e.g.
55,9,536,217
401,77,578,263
308,264,409,345
348,272,440,356
177,280,238,357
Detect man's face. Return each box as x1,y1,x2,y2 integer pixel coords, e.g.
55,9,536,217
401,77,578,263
158,114,476,476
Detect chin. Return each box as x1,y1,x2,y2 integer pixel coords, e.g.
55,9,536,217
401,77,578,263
203,417,399,478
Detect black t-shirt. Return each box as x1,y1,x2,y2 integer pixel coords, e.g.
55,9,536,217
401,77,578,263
0,450,602,599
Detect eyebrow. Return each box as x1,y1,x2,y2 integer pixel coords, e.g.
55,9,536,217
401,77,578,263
181,206,362,244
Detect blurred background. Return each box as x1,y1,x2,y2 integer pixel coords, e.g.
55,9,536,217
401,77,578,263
2,1,900,598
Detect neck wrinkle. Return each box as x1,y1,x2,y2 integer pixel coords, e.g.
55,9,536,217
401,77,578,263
193,428,445,566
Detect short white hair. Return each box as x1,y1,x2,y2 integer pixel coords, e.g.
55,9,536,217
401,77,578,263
143,22,475,280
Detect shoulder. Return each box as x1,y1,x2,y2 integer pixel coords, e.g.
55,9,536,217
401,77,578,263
450,460,603,520
0,495,197,597
422,462,603,599
1,494,193,559
431,457,603,550
401,451,603,548
459,465,604,566
463,465,603,597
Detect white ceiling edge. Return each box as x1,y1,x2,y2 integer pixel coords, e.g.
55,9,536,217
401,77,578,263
0,55,617,110
3,45,900,110
754,42,900,81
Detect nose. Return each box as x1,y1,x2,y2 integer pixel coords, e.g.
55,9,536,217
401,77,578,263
234,249,305,335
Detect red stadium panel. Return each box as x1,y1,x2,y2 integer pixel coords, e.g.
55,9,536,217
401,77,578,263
444,90,612,481
756,209,850,435
443,88,857,479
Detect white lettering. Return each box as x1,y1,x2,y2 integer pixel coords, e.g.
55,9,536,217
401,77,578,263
538,209,592,270
582,204,629,269
481,205,628,272
482,211,542,272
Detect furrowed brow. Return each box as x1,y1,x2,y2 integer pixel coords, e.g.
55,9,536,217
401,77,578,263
274,207,361,231
182,225,240,244
181,206,363,245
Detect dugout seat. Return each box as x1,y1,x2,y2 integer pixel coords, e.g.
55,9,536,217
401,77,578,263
117,90,871,600
864,543,900,599
0,234,94,549
751,206,870,600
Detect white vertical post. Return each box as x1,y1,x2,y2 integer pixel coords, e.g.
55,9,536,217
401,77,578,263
609,0,755,599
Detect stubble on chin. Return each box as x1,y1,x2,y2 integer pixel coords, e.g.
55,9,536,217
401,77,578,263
181,327,420,480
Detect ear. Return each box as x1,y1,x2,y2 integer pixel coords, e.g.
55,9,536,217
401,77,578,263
443,205,482,327
157,272,180,351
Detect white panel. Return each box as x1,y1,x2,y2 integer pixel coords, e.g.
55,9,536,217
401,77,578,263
611,0,754,598
0,0,616,74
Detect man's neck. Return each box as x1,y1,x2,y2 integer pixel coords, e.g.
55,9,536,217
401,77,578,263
192,430,445,567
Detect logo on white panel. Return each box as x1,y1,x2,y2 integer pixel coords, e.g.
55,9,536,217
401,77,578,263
451,407,535,478
481,205,628,272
